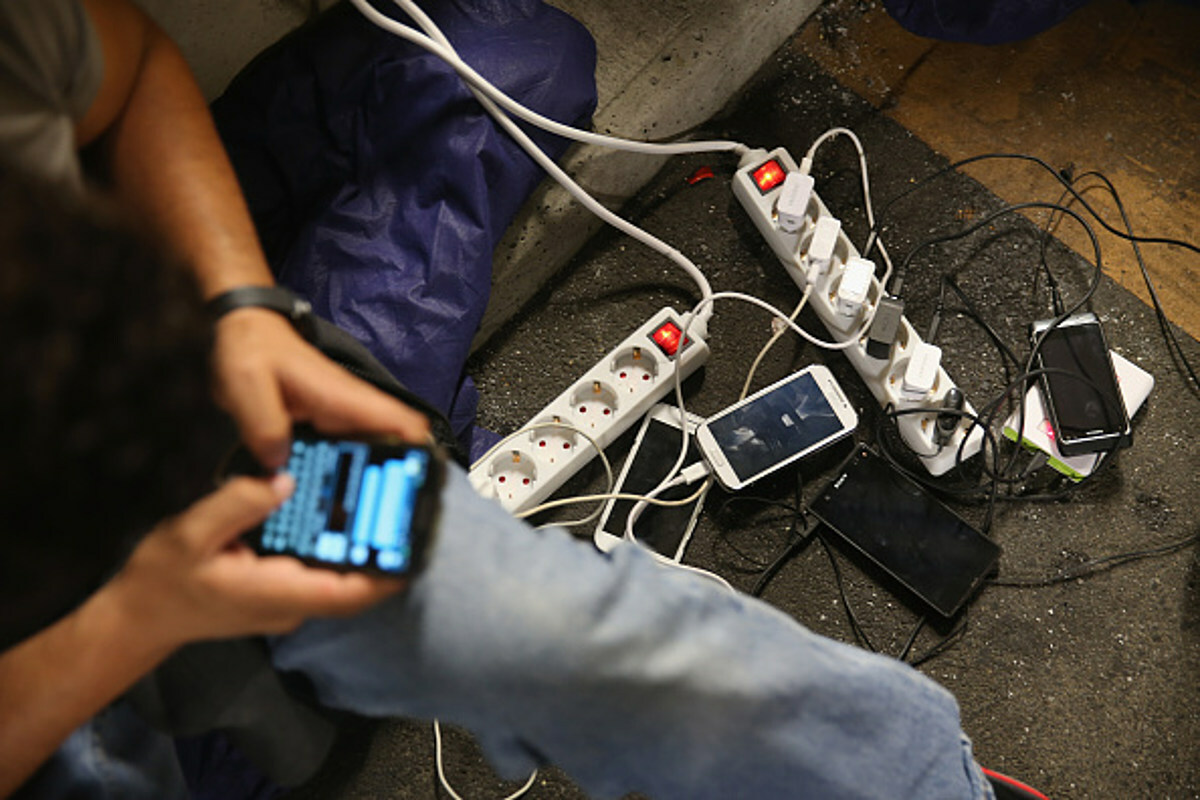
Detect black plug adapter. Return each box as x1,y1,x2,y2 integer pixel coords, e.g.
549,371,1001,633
934,387,965,446
866,297,904,360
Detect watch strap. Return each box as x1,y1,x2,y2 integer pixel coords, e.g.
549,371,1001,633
207,286,317,341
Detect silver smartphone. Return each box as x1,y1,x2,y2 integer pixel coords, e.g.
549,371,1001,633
1030,312,1130,457
593,404,707,559
696,364,858,491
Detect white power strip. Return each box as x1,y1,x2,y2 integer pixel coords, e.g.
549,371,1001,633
469,307,710,513
732,147,983,475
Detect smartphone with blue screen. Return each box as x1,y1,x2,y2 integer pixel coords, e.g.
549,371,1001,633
243,430,444,577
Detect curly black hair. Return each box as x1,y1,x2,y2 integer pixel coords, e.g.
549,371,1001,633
0,164,230,649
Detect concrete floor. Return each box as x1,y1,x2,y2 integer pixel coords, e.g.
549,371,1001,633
287,3,1200,799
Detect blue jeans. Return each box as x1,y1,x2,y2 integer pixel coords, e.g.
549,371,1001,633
25,464,994,799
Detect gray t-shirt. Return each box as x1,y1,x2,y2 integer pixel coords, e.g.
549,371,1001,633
0,0,103,189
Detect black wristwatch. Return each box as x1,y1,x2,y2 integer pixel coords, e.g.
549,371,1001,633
207,285,318,341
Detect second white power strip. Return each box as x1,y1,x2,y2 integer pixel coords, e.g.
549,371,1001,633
469,307,710,514
732,147,984,475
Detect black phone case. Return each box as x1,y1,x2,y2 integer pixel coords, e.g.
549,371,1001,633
808,446,1000,618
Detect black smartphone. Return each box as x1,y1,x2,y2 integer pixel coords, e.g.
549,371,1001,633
246,431,444,577
807,446,1000,618
593,404,706,560
1030,312,1130,457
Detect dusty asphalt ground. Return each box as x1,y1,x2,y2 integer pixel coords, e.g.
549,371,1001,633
288,37,1200,800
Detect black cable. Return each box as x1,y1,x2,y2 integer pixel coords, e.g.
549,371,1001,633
712,505,801,572
925,278,948,343
910,607,971,668
867,151,1198,400
990,530,1200,588
898,616,927,663
814,526,877,653
713,457,814,573
891,200,1104,312
1045,170,1199,396
749,473,812,595
941,277,1023,371
1035,181,1071,317
867,152,1200,261
750,523,814,597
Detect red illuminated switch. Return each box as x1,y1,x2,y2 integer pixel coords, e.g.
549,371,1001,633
751,159,788,194
650,321,687,356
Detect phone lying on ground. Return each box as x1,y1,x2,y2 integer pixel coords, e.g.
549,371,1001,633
1030,312,1130,457
243,429,444,577
696,363,858,491
807,445,1001,618
593,404,707,560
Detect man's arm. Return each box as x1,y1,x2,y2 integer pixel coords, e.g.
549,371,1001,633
77,0,273,294
0,475,401,797
76,0,430,468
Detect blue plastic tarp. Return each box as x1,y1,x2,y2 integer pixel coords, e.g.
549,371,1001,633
882,0,1094,43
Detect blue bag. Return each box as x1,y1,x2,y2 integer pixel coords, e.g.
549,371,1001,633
882,0,1094,43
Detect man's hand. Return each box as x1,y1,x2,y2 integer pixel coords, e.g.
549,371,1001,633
0,470,404,798
212,308,431,469
110,472,404,645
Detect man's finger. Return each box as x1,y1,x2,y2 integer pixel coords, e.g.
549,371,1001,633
217,360,293,469
250,562,406,619
283,353,432,443
175,474,294,554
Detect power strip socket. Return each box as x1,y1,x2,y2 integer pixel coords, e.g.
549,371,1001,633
469,307,710,513
732,147,983,476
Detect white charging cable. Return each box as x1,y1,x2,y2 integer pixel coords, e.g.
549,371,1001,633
349,0,726,329
433,719,537,800
739,284,814,399
799,126,894,277
385,0,750,158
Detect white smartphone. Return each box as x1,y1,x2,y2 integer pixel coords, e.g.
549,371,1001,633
593,404,707,559
696,364,858,491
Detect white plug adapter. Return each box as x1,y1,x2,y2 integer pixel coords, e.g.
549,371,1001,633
803,215,841,277
901,342,942,400
732,145,985,475
835,257,874,317
776,172,815,233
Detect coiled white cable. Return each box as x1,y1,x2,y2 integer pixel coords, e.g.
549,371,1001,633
800,126,894,277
